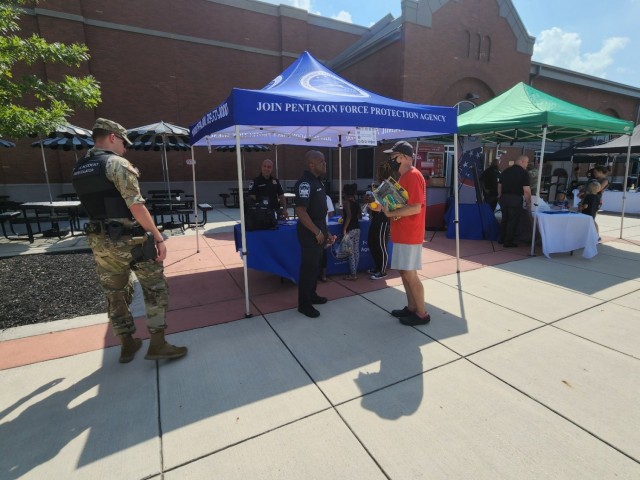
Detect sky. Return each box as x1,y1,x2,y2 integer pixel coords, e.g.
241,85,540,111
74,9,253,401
260,0,639,88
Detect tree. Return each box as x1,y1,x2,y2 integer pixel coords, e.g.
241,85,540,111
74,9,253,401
0,0,101,139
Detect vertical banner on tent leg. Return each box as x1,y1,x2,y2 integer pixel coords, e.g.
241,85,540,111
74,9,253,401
189,146,199,253
454,134,460,272
457,137,483,204
530,126,547,256
236,126,251,317
338,135,343,210
620,134,633,238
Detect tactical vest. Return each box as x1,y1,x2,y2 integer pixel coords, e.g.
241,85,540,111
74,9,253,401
72,150,132,220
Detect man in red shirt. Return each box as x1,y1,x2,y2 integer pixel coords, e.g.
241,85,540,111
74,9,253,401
380,141,430,326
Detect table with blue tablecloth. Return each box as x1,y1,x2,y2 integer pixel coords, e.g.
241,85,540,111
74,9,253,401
233,217,392,283
445,202,500,240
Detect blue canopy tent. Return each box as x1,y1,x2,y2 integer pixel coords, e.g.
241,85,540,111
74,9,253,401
189,51,458,315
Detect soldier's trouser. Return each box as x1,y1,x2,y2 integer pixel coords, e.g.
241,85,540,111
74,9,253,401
87,235,168,336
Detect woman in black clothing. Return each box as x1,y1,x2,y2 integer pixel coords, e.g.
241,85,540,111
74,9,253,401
367,162,394,280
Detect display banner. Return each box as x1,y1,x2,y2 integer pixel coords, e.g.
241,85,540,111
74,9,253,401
458,137,484,204
355,127,377,146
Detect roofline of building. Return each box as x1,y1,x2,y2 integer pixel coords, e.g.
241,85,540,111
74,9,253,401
329,0,535,71
530,62,640,99
402,0,534,55
211,0,369,35
327,15,402,71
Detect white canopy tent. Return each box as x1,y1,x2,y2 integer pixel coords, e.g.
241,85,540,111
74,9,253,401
575,125,639,236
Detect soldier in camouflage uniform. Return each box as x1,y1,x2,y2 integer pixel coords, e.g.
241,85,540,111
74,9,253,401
73,118,187,363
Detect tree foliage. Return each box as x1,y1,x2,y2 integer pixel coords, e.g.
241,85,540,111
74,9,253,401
0,0,101,139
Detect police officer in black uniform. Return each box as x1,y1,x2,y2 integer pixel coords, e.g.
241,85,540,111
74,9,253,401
248,159,289,218
498,155,532,248
294,150,334,318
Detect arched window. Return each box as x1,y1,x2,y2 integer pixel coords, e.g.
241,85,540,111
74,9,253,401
464,30,471,58
454,100,476,115
482,36,491,61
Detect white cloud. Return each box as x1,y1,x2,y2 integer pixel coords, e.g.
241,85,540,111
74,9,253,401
284,0,322,16
331,10,353,23
533,27,629,79
291,0,311,9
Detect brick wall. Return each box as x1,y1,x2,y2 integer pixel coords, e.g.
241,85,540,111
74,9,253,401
1,0,636,200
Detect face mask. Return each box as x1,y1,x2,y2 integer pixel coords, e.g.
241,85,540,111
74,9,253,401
389,158,401,171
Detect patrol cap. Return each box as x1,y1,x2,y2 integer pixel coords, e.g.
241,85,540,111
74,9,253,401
383,140,413,156
92,118,132,145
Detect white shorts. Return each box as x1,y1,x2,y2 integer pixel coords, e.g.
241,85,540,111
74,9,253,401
390,243,422,271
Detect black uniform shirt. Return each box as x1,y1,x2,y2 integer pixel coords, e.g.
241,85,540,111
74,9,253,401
294,170,327,225
248,174,284,210
499,165,530,195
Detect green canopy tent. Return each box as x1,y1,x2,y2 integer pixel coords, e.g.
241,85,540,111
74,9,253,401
456,82,634,255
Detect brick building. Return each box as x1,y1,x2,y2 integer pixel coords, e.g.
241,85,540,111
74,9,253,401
2,0,639,202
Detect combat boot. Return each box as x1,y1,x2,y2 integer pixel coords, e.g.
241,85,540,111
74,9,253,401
119,335,143,364
144,330,188,360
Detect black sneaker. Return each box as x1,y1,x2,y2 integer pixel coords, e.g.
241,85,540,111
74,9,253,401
298,305,320,318
391,306,413,318
399,312,431,326
311,295,328,304
366,268,378,275
370,272,387,280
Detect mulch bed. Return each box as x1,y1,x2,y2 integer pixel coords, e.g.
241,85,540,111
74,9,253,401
0,252,107,330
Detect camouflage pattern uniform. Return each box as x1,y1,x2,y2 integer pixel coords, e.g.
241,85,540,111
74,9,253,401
86,148,169,336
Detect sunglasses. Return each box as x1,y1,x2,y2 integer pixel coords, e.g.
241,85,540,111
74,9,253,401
113,133,127,144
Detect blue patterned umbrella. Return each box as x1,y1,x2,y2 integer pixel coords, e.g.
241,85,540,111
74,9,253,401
126,121,191,197
30,124,93,202
31,135,94,150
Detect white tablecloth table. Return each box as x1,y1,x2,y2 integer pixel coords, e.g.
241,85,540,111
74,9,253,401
572,189,640,214
534,211,598,259
600,190,640,214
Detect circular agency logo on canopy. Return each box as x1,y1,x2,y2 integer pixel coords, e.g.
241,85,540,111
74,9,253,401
300,71,369,98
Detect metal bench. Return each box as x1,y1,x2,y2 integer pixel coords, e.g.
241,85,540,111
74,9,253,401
0,211,33,243
219,193,231,207
180,203,214,229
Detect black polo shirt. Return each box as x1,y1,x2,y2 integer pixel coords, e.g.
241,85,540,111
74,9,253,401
499,165,530,195
248,174,284,210
294,170,327,224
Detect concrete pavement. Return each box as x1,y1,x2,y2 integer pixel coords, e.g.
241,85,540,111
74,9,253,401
0,210,639,479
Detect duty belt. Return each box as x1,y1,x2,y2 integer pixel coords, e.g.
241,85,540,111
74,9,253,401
85,221,145,237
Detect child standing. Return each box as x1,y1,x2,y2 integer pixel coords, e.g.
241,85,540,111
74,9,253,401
579,182,601,237
553,190,569,209
342,183,361,281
